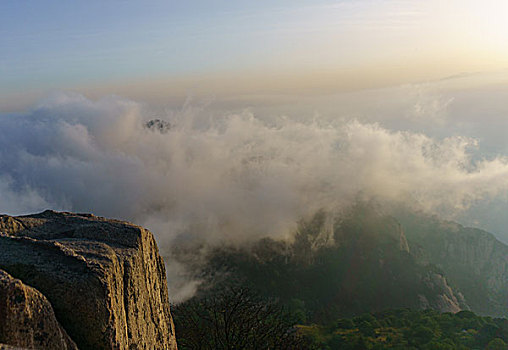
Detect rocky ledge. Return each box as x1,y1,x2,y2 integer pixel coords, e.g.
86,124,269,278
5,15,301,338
0,210,177,350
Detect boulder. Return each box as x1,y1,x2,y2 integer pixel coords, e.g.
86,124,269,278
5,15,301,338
0,269,77,349
0,210,177,350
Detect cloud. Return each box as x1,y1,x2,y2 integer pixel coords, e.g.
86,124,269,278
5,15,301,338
2,92,508,299
2,92,508,235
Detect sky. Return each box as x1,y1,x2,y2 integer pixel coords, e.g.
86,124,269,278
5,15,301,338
2,0,508,111
3,1,508,298
2,2,508,239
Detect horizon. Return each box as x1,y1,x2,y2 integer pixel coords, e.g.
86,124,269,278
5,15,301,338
3,3,508,348
3,0,508,110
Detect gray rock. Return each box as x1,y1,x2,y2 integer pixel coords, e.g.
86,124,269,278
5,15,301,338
400,213,508,317
0,269,77,349
0,210,178,350
0,345,30,350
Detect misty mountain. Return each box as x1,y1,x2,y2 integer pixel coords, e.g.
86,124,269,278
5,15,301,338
4,93,508,252
145,119,172,134
396,210,508,318
177,204,486,323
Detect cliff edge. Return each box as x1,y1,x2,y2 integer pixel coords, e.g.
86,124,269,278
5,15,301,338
0,210,177,350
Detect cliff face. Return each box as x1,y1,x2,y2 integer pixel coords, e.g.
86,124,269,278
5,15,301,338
193,205,467,323
399,213,508,317
438,226,508,294
419,272,467,314
0,210,177,350
331,205,465,313
0,269,77,349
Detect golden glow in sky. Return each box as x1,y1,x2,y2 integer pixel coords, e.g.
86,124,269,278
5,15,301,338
1,0,508,110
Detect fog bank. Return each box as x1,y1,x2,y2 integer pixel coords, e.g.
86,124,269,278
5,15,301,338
2,92,508,299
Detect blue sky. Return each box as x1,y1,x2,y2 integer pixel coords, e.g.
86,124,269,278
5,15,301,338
2,1,341,90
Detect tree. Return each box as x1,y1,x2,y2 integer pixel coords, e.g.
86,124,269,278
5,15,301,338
486,338,508,350
357,320,376,337
407,325,434,345
172,287,308,349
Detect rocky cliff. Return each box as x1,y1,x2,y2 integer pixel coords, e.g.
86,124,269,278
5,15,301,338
0,269,77,349
398,212,508,317
0,210,178,350
187,205,467,323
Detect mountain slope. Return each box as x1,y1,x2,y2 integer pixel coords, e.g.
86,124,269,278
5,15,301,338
397,211,508,317
189,205,467,322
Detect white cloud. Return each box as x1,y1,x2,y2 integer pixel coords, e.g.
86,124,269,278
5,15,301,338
3,91,508,299
1,92,508,242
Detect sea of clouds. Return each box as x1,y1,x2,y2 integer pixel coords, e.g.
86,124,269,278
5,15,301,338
2,89,508,300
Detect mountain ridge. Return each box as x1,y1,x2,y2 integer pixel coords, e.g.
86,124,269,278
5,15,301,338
395,210,508,317
177,204,476,322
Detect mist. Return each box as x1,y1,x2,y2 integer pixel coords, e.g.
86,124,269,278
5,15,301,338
2,87,508,300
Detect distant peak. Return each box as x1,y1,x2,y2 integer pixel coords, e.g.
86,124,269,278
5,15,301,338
145,119,171,134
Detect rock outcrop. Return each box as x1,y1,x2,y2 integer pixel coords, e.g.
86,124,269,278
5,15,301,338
0,345,30,350
399,212,508,317
0,210,178,350
0,269,77,349
419,272,467,313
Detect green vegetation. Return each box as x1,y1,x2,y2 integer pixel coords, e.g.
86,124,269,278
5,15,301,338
300,309,508,349
171,204,508,348
200,206,464,323
172,287,309,350
173,290,508,349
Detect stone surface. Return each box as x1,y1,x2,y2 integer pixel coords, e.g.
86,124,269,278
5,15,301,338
0,210,178,350
0,345,30,350
400,213,508,317
0,269,77,349
420,272,466,313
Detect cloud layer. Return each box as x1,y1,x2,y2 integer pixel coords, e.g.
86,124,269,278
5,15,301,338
2,93,508,246
3,92,508,300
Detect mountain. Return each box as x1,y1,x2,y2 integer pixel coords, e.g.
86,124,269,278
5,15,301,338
184,205,468,323
0,210,177,350
396,210,508,317
145,119,171,133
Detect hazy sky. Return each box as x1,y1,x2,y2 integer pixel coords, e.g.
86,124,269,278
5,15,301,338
2,0,508,110
5,1,508,301
3,1,508,246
